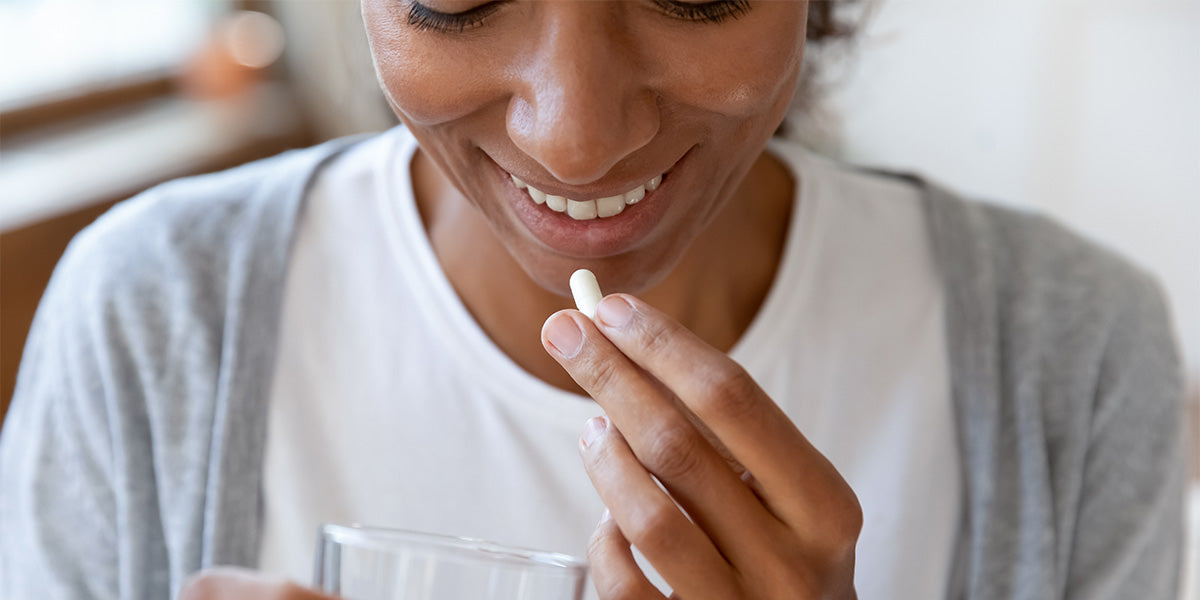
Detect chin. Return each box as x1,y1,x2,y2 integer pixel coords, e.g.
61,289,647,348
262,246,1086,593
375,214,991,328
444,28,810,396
513,238,690,300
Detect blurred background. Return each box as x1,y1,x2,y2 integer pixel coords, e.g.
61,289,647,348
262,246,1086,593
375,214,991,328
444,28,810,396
0,0,1196,594
0,0,396,418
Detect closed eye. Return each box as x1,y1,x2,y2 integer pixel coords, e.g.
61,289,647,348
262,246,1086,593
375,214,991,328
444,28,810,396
652,0,752,24
406,0,504,33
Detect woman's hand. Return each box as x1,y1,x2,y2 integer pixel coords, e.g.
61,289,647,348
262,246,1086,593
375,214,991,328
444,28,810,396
179,568,338,600
542,294,862,599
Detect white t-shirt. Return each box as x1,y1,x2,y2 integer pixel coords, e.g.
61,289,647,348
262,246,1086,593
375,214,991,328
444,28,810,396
258,127,960,598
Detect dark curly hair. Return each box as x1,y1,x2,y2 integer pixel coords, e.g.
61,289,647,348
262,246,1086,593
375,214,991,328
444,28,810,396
806,0,861,44
781,1,865,138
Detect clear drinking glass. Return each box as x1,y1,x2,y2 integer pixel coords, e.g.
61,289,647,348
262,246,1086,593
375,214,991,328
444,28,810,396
313,524,588,600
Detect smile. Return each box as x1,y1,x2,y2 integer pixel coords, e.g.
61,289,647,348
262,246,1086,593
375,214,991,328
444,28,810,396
507,172,664,221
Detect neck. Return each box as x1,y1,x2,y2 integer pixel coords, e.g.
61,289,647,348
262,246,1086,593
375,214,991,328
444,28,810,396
411,148,795,395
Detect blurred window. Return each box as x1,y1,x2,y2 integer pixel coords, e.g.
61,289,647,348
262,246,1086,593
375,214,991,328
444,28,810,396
0,0,226,109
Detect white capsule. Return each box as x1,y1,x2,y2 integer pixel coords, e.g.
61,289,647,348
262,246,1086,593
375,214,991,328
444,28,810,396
570,269,603,319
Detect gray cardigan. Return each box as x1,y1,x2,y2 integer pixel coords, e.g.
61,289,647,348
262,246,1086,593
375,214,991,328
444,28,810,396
0,135,1185,599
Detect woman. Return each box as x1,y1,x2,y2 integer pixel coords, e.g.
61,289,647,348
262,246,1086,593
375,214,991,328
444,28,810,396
0,1,1184,598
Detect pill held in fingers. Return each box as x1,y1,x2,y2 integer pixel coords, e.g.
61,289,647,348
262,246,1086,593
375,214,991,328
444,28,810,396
570,269,602,319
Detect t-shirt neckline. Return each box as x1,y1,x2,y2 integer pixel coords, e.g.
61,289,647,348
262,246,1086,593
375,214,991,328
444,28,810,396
374,128,821,417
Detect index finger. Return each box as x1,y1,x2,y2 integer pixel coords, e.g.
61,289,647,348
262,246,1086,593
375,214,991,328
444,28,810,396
590,293,853,524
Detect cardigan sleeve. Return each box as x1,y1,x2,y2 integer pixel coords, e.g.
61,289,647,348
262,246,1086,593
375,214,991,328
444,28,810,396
1,240,128,599
2,136,364,600
0,185,209,600
1064,271,1185,599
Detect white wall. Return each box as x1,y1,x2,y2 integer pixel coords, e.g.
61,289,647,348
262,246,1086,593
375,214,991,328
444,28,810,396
820,0,1200,391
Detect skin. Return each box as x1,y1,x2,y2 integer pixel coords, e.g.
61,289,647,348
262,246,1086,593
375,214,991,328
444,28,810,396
545,294,860,598
186,1,862,597
382,0,802,392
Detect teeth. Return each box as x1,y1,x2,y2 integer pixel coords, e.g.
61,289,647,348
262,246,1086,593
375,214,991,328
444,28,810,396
567,199,598,220
528,187,546,204
545,194,567,212
513,172,664,220
623,185,645,205
597,195,626,218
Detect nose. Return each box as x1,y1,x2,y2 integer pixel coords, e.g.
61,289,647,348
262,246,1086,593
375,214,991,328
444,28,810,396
507,6,658,186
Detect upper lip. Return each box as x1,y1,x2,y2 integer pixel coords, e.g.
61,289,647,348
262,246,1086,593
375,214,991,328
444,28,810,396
492,151,684,201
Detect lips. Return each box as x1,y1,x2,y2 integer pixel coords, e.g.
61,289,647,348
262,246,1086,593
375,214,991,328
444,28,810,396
493,154,684,259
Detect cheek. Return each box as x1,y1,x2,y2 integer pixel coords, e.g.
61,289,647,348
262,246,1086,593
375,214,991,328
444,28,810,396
653,12,806,119
363,3,507,126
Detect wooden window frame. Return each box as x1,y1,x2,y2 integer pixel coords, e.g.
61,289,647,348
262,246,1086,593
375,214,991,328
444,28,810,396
1,2,311,422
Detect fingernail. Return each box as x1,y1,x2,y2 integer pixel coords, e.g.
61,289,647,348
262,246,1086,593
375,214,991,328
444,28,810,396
581,416,608,448
598,508,611,525
545,313,584,358
596,296,634,329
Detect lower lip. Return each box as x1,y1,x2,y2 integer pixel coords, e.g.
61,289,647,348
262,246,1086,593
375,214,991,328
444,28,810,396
495,160,682,259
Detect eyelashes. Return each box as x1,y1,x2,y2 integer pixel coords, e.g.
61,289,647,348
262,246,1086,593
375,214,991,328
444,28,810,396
406,0,753,34
652,0,751,24
407,1,503,33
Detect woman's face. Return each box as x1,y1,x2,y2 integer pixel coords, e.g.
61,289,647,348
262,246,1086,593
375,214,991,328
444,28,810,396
363,0,808,294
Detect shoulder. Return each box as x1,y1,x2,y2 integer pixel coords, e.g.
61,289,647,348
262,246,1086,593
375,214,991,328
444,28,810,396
973,199,1179,396
922,181,1169,340
920,178,1181,433
69,135,366,269
24,134,375,417
0,140,371,592
48,136,369,319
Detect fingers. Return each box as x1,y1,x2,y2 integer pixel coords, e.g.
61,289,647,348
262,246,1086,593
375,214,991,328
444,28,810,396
579,418,741,599
588,294,858,532
179,568,338,600
544,310,780,563
546,296,862,599
587,510,669,600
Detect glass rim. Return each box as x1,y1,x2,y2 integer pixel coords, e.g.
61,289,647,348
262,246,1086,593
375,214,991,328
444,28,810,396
318,523,588,574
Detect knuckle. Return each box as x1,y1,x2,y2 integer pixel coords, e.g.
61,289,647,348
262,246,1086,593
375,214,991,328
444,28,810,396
628,310,677,356
753,554,823,600
693,362,760,421
831,499,865,554
624,500,684,557
747,525,860,600
602,578,646,600
587,430,622,471
791,576,824,600
843,497,865,539
583,354,625,395
824,485,865,550
585,521,614,565
585,530,606,564
641,425,704,482
805,491,864,591
791,556,828,597
587,528,653,600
